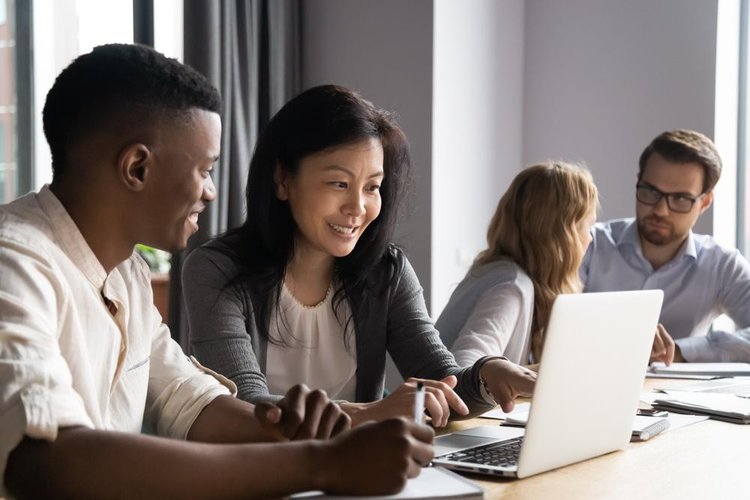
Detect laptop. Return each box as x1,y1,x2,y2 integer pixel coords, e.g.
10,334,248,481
433,289,664,479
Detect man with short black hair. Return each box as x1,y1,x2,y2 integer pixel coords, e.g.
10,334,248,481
0,43,433,498
582,129,750,363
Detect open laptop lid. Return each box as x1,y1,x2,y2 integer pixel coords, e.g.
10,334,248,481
516,289,663,477
433,290,663,478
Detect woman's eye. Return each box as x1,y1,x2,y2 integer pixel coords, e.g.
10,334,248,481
329,181,348,189
367,184,381,192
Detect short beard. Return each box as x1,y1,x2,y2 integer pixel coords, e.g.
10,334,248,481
637,216,682,246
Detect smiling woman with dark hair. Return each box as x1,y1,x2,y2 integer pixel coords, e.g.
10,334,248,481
183,85,536,427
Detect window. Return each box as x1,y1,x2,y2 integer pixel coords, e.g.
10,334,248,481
0,0,139,202
0,1,185,204
740,0,750,255
0,0,17,203
32,0,133,189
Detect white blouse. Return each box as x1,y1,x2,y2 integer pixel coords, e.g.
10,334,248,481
266,283,357,401
436,260,535,366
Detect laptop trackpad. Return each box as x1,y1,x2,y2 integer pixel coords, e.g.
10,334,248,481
435,426,525,456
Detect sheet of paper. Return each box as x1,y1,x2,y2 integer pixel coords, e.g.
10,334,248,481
649,362,750,376
640,392,662,405
654,377,750,395
661,412,709,431
480,402,530,421
631,413,706,434
484,396,708,435
645,372,720,380
659,390,750,415
291,466,484,499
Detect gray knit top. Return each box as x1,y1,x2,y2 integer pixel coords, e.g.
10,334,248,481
182,238,493,416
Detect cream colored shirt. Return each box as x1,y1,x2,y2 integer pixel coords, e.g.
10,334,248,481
0,186,233,494
266,283,357,401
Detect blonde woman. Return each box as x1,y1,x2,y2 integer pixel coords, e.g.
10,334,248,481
436,162,598,366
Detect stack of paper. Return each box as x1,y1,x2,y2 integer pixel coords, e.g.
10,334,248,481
652,391,750,424
648,362,750,377
481,403,672,440
654,377,750,397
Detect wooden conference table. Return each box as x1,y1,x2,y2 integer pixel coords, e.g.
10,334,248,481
441,378,748,499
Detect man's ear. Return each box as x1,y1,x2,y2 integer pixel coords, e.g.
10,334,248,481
274,163,289,201
118,143,151,191
698,190,714,214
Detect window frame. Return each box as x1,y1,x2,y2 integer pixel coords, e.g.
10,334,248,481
738,0,749,255
15,0,33,194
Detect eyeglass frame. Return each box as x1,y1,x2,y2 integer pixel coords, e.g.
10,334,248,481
635,182,707,214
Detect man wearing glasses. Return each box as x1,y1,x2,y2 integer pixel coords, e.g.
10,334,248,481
581,129,750,363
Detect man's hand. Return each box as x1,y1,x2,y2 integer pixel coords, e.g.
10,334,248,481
650,324,676,365
479,358,536,413
254,384,350,440
317,418,435,496
344,376,468,428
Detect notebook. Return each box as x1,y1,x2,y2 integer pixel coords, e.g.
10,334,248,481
432,290,663,478
648,362,750,377
651,391,750,424
290,466,484,499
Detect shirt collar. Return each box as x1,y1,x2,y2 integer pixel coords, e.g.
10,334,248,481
617,218,642,249
616,217,697,262
37,184,108,288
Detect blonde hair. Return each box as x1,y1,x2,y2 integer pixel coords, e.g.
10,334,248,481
473,161,598,361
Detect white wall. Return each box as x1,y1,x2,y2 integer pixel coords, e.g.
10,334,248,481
523,0,719,235
432,0,525,316
301,0,434,305
302,0,725,325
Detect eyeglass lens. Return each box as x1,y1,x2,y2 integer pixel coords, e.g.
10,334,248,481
636,185,695,213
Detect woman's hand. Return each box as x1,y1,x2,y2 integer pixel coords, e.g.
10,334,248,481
479,358,536,413
342,376,468,427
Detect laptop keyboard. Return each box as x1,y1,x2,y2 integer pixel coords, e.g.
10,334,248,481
439,436,523,468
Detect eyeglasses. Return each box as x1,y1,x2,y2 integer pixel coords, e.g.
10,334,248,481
635,183,705,214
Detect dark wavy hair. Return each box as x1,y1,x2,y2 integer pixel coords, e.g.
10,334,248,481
43,43,222,181
224,85,411,343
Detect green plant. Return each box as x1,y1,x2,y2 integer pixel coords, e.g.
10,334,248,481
135,244,172,274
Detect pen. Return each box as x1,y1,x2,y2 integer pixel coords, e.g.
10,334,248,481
414,382,425,423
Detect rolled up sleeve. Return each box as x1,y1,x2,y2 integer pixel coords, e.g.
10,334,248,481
0,244,93,494
144,322,235,439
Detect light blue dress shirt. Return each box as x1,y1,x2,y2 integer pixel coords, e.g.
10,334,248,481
580,218,750,362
